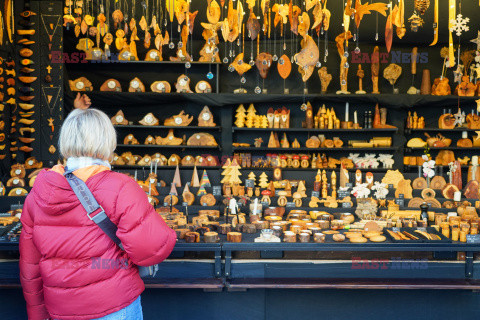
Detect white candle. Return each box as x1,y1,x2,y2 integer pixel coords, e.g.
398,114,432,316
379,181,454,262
229,198,237,215
354,111,358,124
473,156,479,166
454,191,461,202
462,131,468,139
253,198,258,215
134,170,137,181
345,102,349,122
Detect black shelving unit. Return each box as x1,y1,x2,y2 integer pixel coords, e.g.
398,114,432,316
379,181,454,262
232,147,398,152
114,125,222,131
232,127,398,133
117,144,220,149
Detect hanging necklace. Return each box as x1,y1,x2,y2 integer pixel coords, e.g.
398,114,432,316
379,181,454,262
42,86,62,116
40,14,61,44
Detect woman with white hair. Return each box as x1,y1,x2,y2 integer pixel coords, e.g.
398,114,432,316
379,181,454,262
19,93,177,320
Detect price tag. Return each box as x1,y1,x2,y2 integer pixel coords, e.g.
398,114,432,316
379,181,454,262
388,184,394,189
275,190,280,197
346,183,353,188
417,227,427,232
338,191,349,198
392,227,400,232
467,234,480,243
261,201,269,207
286,202,295,208
395,198,404,207
212,186,222,196
311,191,320,198
202,202,208,206
342,202,352,208
245,179,255,188
398,194,404,199
10,204,23,210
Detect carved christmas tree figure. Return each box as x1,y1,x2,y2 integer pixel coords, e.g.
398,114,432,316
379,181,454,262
253,115,263,128
197,185,207,196
228,158,242,185
258,172,269,188
245,104,257,128
235,104,247,127
221,158,232,184
191,165,200,187
248,172,256,185
260,116,269,128
173,165,181,187
200,170,211,187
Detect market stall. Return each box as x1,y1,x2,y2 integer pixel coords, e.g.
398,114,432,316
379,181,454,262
2,0,480,319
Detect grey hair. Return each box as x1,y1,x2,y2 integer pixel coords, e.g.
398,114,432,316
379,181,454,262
59,108,117,161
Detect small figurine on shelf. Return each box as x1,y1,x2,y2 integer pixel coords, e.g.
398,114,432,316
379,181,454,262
355,64,367,94
371,46,381,94
247,172,256,185
258,172,269,188
318,67,332,94
191,166,200,187
254,138,263,147
235,104,247,127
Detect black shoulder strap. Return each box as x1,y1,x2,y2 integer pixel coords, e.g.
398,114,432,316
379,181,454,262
64,170,124,250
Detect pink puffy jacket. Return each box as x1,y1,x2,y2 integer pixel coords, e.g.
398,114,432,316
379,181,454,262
19,168,177,320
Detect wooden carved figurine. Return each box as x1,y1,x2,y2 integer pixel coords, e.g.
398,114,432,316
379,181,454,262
371,46,380,94
198,106,216,126
335,31,353,94
356,64,366,94
318,67,332,93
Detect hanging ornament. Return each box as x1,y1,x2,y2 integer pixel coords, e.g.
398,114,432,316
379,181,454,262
449,14,470,37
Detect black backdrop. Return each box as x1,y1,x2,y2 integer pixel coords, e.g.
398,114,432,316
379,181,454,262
63,0,480,96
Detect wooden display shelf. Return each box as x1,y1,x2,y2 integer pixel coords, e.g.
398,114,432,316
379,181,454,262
114,125,222,131
406,147,480,151
233,127,398,133
406,128,480,133
112,165,222,170
238,167,389,172
225,278,480,290
404,165,469,170
232,147,397,152
117,144,220,149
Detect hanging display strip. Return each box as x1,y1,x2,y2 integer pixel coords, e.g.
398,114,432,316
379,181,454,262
14,1,41,164
39,1,64,162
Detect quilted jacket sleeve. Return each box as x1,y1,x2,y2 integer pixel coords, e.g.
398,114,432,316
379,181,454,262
115,179,177,266
19,198,51,320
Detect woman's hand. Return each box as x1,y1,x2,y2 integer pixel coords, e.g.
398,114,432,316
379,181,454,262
74,92,91,109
